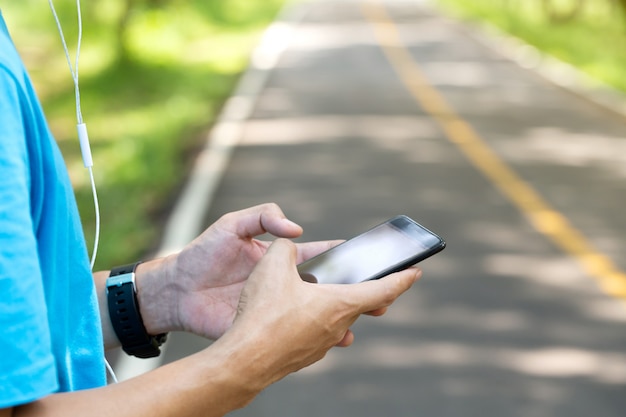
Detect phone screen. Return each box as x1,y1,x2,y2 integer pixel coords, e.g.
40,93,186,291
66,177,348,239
297,216,445,285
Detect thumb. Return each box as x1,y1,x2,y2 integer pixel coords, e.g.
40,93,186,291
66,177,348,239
340,267,422,314
266,238,298,264
250,238,299,281
236,238,298,319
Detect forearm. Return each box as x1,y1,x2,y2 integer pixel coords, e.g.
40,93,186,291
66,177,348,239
13,338,263,417
94,270,117,349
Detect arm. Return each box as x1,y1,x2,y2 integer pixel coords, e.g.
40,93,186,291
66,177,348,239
3,238,421,417
7,340,264,417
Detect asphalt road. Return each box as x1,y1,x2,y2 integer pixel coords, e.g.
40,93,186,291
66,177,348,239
152,0,626,415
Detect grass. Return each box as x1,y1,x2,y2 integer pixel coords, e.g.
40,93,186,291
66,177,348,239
434,0,626,93
2,0,286,269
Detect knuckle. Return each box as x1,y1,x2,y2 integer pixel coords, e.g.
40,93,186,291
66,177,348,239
261,202,281,212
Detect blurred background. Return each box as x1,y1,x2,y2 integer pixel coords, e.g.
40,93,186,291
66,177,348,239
3,0,625,269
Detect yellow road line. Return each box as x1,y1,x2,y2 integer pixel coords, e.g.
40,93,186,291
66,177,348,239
361,0,626,299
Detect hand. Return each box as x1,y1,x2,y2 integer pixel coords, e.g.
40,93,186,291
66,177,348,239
137,203,339,339
225,238,422,386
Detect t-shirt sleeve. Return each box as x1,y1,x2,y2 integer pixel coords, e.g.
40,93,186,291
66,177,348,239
0,67,59,407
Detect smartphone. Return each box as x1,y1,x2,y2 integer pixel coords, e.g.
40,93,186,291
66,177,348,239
297,215,446,285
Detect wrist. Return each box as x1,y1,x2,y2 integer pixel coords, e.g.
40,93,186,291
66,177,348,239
208,328,280,396
214,319,304,394
134,255,181,335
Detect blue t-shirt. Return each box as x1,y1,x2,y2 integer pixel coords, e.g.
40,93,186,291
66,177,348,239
0,11,106,407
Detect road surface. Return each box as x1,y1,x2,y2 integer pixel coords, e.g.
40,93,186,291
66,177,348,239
116,0,626,415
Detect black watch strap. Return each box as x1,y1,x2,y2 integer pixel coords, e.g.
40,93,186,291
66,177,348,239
106,262,167,358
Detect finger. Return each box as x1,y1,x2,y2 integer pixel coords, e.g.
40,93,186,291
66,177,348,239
226,203,303,239
251,238,299,279
336,329,355,347
294,240,344,264
236,239,299,322
364,307,388,317
336,267,422,314
259,204,303,239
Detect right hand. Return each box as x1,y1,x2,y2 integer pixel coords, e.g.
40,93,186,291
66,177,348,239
227,238,422,387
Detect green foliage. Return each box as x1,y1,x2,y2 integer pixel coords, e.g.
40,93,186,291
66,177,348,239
435,0,626,93
3,0,286,268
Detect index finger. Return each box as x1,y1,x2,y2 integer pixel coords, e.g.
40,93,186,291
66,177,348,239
220,203,303,239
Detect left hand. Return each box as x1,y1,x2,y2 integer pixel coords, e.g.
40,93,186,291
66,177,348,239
137,203,338,340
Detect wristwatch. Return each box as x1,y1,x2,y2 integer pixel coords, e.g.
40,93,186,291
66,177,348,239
106,262,168,358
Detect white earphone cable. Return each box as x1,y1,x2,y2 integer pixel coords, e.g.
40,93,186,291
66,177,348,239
87,166,100,270
48,0,83,123
48,0,116,383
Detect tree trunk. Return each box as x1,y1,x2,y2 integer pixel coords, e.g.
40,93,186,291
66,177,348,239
114,0,137,65
541,0,586,23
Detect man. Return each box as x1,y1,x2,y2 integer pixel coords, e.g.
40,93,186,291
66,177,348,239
0,8,421,417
